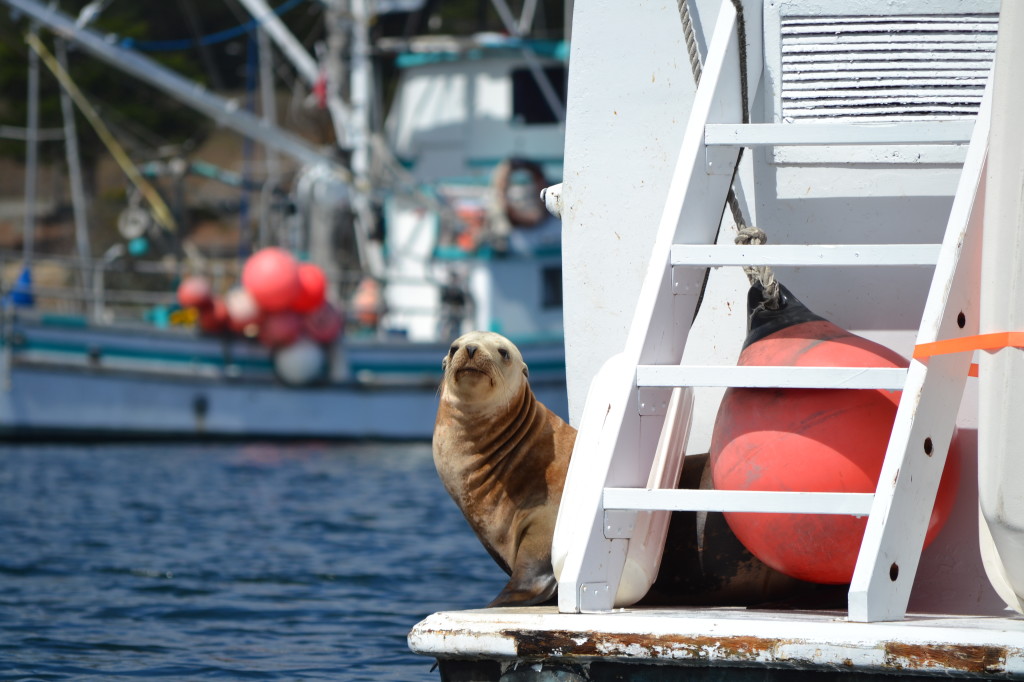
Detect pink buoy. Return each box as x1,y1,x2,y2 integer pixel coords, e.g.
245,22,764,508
225,287,262,335
177,275,212,309
292,263,327,313
303,301,344,344
242,247,300,313
258,310,303,348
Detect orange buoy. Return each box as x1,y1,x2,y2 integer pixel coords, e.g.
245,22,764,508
291,263,328,313
177,275,212,309
242,247,301,313
258,310,303,348
351,277,381,328
709,283,960,584
303,301,344,344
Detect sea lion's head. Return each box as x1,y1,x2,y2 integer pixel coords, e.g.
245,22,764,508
440,331,529,411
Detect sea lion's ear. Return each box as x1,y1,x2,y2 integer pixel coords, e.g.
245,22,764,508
522,363,529,379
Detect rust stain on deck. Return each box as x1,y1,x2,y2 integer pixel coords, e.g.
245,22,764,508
500,630,1014,675
507,629,784,661
884,642,1007,674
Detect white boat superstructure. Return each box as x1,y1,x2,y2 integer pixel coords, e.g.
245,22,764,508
409,0,1024,678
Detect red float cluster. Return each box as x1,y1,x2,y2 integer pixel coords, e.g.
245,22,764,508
175,248,344,350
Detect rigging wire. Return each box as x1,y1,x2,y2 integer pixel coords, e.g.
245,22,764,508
118,0,308,52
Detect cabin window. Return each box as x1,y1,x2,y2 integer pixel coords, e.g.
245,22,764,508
511,66,566,125
541,266,562,309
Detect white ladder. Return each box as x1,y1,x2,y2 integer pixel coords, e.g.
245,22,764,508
553,0,990,623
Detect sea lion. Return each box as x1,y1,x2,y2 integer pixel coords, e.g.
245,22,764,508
433,330,577,607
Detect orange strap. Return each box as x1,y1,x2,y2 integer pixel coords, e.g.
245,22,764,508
913,331,1024,378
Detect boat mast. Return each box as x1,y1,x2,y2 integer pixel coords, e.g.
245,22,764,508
55,38,94,317
21,24,40,270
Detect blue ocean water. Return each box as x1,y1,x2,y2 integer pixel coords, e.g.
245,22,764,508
0,442,506,681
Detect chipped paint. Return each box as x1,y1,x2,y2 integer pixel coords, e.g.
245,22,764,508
884,642,1008,675
409,608,1024,678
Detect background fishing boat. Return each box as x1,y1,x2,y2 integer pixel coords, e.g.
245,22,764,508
0,0,569,439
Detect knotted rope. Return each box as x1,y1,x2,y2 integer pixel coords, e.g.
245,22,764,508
734,226,781,309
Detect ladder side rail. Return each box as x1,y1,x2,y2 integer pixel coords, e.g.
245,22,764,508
847,75,992,623
555,1,748,614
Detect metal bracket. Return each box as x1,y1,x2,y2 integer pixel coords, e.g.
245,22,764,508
637,386,670,415
603,510,637,539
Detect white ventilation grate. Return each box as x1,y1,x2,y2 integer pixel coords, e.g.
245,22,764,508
780,15,997,122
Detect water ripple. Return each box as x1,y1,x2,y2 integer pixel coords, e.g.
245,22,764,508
0,443,505,680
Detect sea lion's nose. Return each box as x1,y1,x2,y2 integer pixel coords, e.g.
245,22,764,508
466,344,477,358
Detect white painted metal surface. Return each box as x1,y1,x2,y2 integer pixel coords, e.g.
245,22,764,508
705,122,973,146
671,244,941,266
555,1,758,613
604,488,874,515
559,0,709,425
636,364,908,390
978,0,1024,615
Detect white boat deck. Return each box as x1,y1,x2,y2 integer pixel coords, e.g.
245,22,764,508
410,606,1024,678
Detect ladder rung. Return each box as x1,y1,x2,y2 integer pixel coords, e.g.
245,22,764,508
636,365,908,390
704,122,974,147
671,244,941,267
604,488,875,515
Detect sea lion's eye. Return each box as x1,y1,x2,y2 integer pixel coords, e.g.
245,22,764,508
498,348,510,360
449,345,459,358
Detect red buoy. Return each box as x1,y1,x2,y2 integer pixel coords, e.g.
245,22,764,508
242,247,300,313
303,301,344,344
177,275,212,309
291,263,327,313
198,297,229,334
258,310,303,348
709,284,960,584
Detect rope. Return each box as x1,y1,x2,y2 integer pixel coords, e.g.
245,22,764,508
678,0,703,85
734,226,780,309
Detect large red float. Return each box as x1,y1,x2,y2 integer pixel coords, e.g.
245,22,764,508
242,247,301,312
292,263,328,313
709,283,960,584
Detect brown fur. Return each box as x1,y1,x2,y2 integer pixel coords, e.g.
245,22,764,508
433,331,577,606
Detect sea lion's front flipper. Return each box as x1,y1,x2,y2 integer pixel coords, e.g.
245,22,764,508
487,556,556,607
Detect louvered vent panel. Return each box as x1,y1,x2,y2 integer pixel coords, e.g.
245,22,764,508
781,15,997,122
